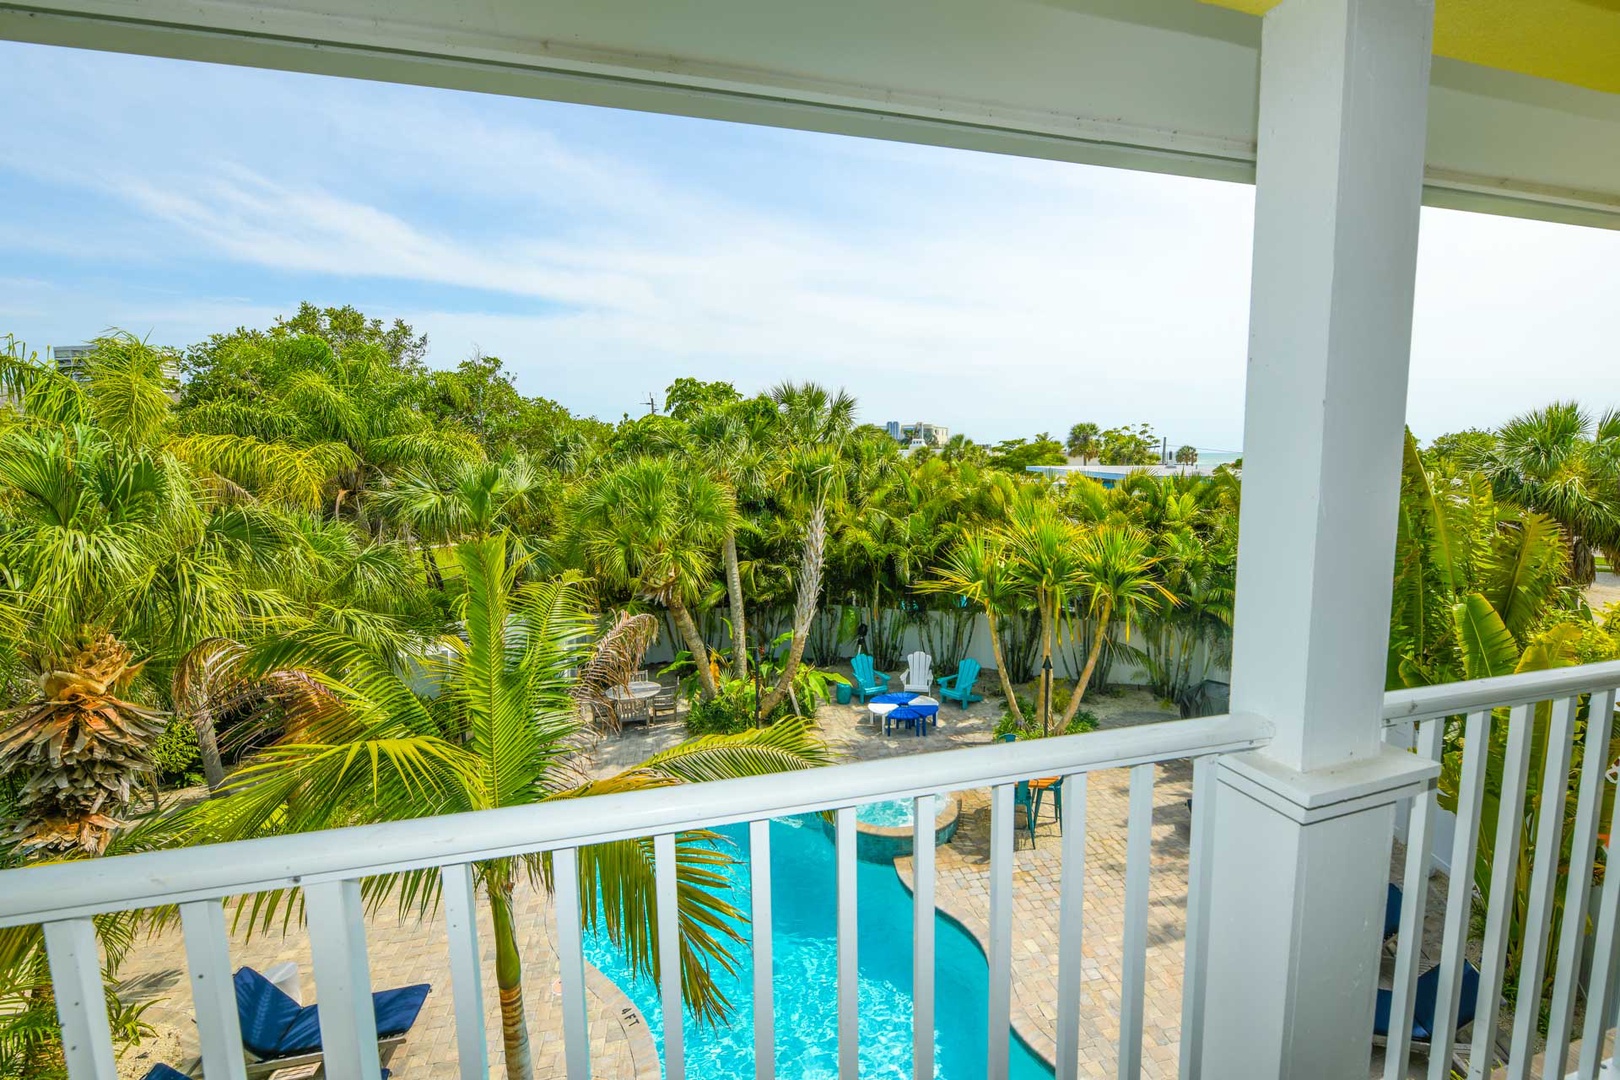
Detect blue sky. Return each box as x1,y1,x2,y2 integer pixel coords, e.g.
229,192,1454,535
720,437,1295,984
3,41,1618,450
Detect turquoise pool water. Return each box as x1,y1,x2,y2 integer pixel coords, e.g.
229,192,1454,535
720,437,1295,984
855,799,915,828
581,815,1054,1079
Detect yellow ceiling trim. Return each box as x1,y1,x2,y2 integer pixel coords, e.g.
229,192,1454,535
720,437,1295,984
1200,0,1620,97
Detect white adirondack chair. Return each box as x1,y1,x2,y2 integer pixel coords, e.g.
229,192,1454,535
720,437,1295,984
902,651,933,694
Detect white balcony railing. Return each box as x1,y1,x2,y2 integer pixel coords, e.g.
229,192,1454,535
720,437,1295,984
1381,659,1620,1080
0,711,1270,1080
8,661,1620,1080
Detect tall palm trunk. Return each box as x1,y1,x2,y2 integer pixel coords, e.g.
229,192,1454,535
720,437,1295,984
192,708,227,791
984,609,1025,726
1065,598,1113,724
724,532,749,679
670,598,719,700
488,876,533,1080
758,503,825,717
1034,589,1055,731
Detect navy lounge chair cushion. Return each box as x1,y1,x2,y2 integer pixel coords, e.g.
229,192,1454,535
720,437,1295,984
234,967,430,1059
1385,883,1402,940
1374,961,1481,1042
142,1066,194,1080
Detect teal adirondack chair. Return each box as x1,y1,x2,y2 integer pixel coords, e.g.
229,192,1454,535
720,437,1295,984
936,658,983,708
850,653,890,702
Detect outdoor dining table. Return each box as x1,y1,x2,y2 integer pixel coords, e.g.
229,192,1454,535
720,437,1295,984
868,691,939,737
606,680,662,723
607,680,662,701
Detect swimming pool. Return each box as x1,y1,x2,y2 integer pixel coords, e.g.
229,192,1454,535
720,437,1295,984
581,815,1054,1079
855,799,915,828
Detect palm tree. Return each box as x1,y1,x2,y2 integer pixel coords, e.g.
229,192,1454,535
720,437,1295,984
1174,445,1199,466
1003,500,1083,729
184,535,830,1080
1063,524,1174,724
0,632,166,855
922,531,1028,725
567,458,736,700
769,381,857,448
1477,402,1620,584
1065,422,1100,463
688,406,775,679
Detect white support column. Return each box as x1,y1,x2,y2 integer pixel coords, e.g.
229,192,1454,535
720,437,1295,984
1198,0,1439,1076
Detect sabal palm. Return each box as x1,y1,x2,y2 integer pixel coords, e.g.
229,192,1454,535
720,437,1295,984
568,457,736,699
768,381,857,448
186,535,829,1080
1478,401,1620,583
1064,524,1173,723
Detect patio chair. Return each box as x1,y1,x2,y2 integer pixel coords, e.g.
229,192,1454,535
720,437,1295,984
1031,778,1063,833
616,694,652,726
649,684,678,722
1373,960,1481,1045
936,658,984,708
1013,780,1039,847
1384,883,1402,941
902,651,933,694
850,654,891,703
234,966,429,1077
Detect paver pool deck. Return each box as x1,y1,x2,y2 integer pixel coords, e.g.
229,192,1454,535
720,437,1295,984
113,680,1468,1078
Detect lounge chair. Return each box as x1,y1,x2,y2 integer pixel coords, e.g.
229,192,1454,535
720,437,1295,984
234,966,429,1077
142,1067,194,1080
902,651,933,694
1384,883,1402,941
850,654,891,703
1373,960,1481,1045
936,659,983,708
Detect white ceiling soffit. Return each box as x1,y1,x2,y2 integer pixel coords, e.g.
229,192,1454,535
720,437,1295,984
3,0,1619,229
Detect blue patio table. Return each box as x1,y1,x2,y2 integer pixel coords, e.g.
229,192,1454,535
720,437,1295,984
868,691,917,735
887,702,940,737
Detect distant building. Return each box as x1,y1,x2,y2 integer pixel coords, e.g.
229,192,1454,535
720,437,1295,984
51,344,95,381
885,420,949,449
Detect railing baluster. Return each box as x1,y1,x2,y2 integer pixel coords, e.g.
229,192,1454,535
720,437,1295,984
1386,718,1444,1079
1505,696,1578,1077
1579,705,1620,1080
836,806,858,1080
1119,763,1155,1080
1427,709,1491,1080
988,783,1015,1080
179,899,248,1080
1179,759,1211,1080
1057,773,1089,1080
1545,689,1618,1076
441,863,490,1080
912,793,936,1080
305,879,383,1080
41,918,117,1080
553,846,591,1080
655,831,686,1080
750,818,775,1080
1468,703,1537,1080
